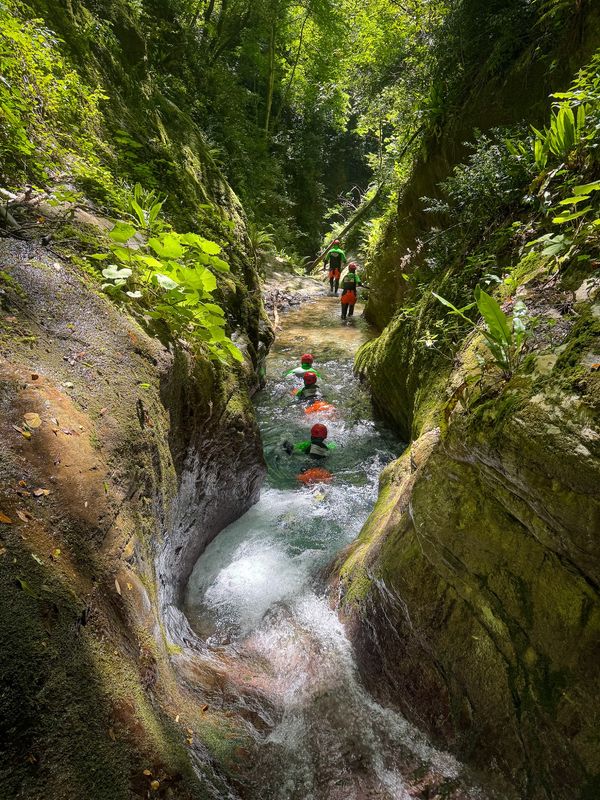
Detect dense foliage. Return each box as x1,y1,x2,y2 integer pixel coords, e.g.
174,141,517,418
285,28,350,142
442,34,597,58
0,0,597,363
377,33,600,381
0,0,450,255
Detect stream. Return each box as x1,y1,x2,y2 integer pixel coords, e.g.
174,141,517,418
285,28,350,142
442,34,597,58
185,294,488,800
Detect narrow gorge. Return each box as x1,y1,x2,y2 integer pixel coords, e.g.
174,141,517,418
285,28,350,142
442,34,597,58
0,2,599,800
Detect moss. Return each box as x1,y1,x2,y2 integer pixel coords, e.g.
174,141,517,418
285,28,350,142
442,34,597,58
580,774,600,800
54,221,105,248
0,268,27,299
553,309,600,380
533,656,569,715
412,370,449,437
196,716,248,769
498,252,550,300
0,541,134,800
467,387,527,440
342,570,374,605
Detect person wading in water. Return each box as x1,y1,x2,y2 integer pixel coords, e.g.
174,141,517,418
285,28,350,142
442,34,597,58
282,423,336,458
294,370,321,401
340,262,363,320
323,240,347,295
284,353,322,379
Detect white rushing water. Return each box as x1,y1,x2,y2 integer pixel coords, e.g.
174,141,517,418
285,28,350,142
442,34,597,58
185,297,489,800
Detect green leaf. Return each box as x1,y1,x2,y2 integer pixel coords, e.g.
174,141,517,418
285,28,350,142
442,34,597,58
558,195,590,205
181,233,222,255
176,266,210,291
126,290,143,298
148,201,163,226
200,270,217,292
109,222,136,243
16,576,38,597
198,238,221,255
432,292,461,313
207,325,227,342
130,198,146,228
148,234,185,259
102,265,132,281
89,253,109,260
222,339,244,362
552,206,592,224
154,273,179,290
576,103,586,135
208,256,230,273
474,286,511,345
542,241,569,256
432,292,476,326
135,254,163,268
109,246,132,260
533,137,548,169
481,334,509,369
573,181,600,195
203,303,225,317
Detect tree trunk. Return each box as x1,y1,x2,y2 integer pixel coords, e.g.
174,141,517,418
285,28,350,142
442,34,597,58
307,124,426,271
273,8,310,132
264,19,276,141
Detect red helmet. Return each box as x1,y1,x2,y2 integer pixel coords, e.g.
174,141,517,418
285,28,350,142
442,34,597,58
304,371,318,385
333,239,340,245
311,423,327,439
301,353,314,365
349,263,357,271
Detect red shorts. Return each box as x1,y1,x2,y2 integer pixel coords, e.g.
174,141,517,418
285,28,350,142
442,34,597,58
329,268,341,280
340,289,357,305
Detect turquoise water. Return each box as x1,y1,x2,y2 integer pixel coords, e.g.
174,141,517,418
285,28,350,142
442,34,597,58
185,296,488,800
186,297,400,643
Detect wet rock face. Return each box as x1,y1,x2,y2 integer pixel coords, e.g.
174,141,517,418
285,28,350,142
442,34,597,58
340,295,600,798
158,352,266,639
358,444,598,774
0,238,266,798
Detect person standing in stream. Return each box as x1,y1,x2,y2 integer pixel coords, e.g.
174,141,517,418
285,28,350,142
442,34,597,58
340,262,363,320
323,240,347,295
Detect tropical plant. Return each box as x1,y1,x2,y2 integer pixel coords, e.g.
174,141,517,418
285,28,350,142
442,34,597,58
0,2,110,186
532,101,587,169
92,186,242,364
433,287,529,378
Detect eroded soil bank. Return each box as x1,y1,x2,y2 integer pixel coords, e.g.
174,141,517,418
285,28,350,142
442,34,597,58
0,233,273,799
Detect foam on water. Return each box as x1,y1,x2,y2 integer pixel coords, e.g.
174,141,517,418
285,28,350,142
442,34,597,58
185,297,489,799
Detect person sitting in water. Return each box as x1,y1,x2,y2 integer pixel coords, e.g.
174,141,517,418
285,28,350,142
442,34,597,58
340,262,363,320
284,352,322,379
283,423,336,458
323,240,347,295
295,370,320,401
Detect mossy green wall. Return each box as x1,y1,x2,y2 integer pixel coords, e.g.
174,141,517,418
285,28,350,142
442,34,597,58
340,256,600,796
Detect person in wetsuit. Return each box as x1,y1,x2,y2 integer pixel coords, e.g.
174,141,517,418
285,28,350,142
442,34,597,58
283,423,336,458
323,240,347,294
295,370,320,401
340,262,362,320
284,353,322,379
